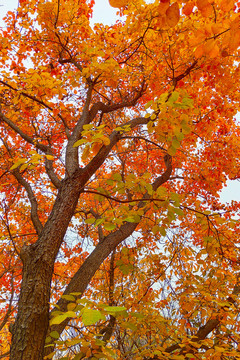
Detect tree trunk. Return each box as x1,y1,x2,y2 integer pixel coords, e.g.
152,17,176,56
10,173,84,360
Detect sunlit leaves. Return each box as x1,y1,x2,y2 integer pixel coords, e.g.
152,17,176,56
0,0,240,359
81,308,105,326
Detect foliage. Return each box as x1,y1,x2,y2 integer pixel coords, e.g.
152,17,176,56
0,0,240,359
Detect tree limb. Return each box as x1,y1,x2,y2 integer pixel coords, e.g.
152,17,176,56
12,169,43,235
44,158,62,189
0,111,48,153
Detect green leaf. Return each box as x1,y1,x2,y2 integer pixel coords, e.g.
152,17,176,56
72,353,84,360
125,215,140,223
156,187,167,197
182,96,194,108
103,223,116,231
95,218,104,226
49,331,60,339
85,218,96,225
175,131,184,141
172,138,181,149
45,336,52,344
81,308,105,326
168,91,179,105
122,321,137,331
167,208,176,221
66,338,82,346
83,124,94,130
61,294,75,301
145,100,154,109
167,146,177,156
152,225,160,235
173,207,184,216
50,314,68,325
50,311,76,325
106,179,114,186
67,302,76,311
170,192,180,206
119,263,133,275
73,139,86,147
104,306,126,313
181,122,191,134
159,227,167,237
112,173,122,181
131,312,145,319
70,292,82,296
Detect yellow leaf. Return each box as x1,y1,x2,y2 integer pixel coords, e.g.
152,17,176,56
10,158,27,170
45,155,54,160
102,135,110,146
166,2,180,28
81,145,90,161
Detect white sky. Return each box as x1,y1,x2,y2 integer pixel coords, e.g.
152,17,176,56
0,0,239,204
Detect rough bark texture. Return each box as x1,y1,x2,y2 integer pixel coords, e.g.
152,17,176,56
10,172,85,360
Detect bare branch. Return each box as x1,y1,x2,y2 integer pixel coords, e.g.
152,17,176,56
172,60,198,88
12,169,43,235
65,83,94,175
44,158,62,189
0,111,48,153
121,136,166,151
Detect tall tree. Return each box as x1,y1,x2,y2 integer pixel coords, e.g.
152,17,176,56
0,0,240,359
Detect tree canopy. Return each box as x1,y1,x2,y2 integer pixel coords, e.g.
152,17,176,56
0,0,240,359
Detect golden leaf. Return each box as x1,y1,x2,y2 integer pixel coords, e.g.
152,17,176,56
166,2,180,28
109,0,128,8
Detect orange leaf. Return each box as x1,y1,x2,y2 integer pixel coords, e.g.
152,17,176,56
158,0,170,15
166,2,180,28
220,0,234,12
196,0,213,17
109,0,127,8
183,1,194,16
194,44,204,58
203,39,219,58
228,29,240,52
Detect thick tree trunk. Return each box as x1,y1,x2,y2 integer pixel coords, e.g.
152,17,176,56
10,246,53,360
9,172,84,360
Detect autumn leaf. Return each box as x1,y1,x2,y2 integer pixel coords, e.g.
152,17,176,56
166,2,180,28
109,0,128,8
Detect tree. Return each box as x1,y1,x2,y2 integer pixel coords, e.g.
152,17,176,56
0,0,240,359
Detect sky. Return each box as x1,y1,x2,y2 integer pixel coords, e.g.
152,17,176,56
0,0,239,204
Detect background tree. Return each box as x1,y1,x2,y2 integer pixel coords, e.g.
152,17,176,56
0,0,240,359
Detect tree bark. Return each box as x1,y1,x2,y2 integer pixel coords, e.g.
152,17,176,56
9,172,85,360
